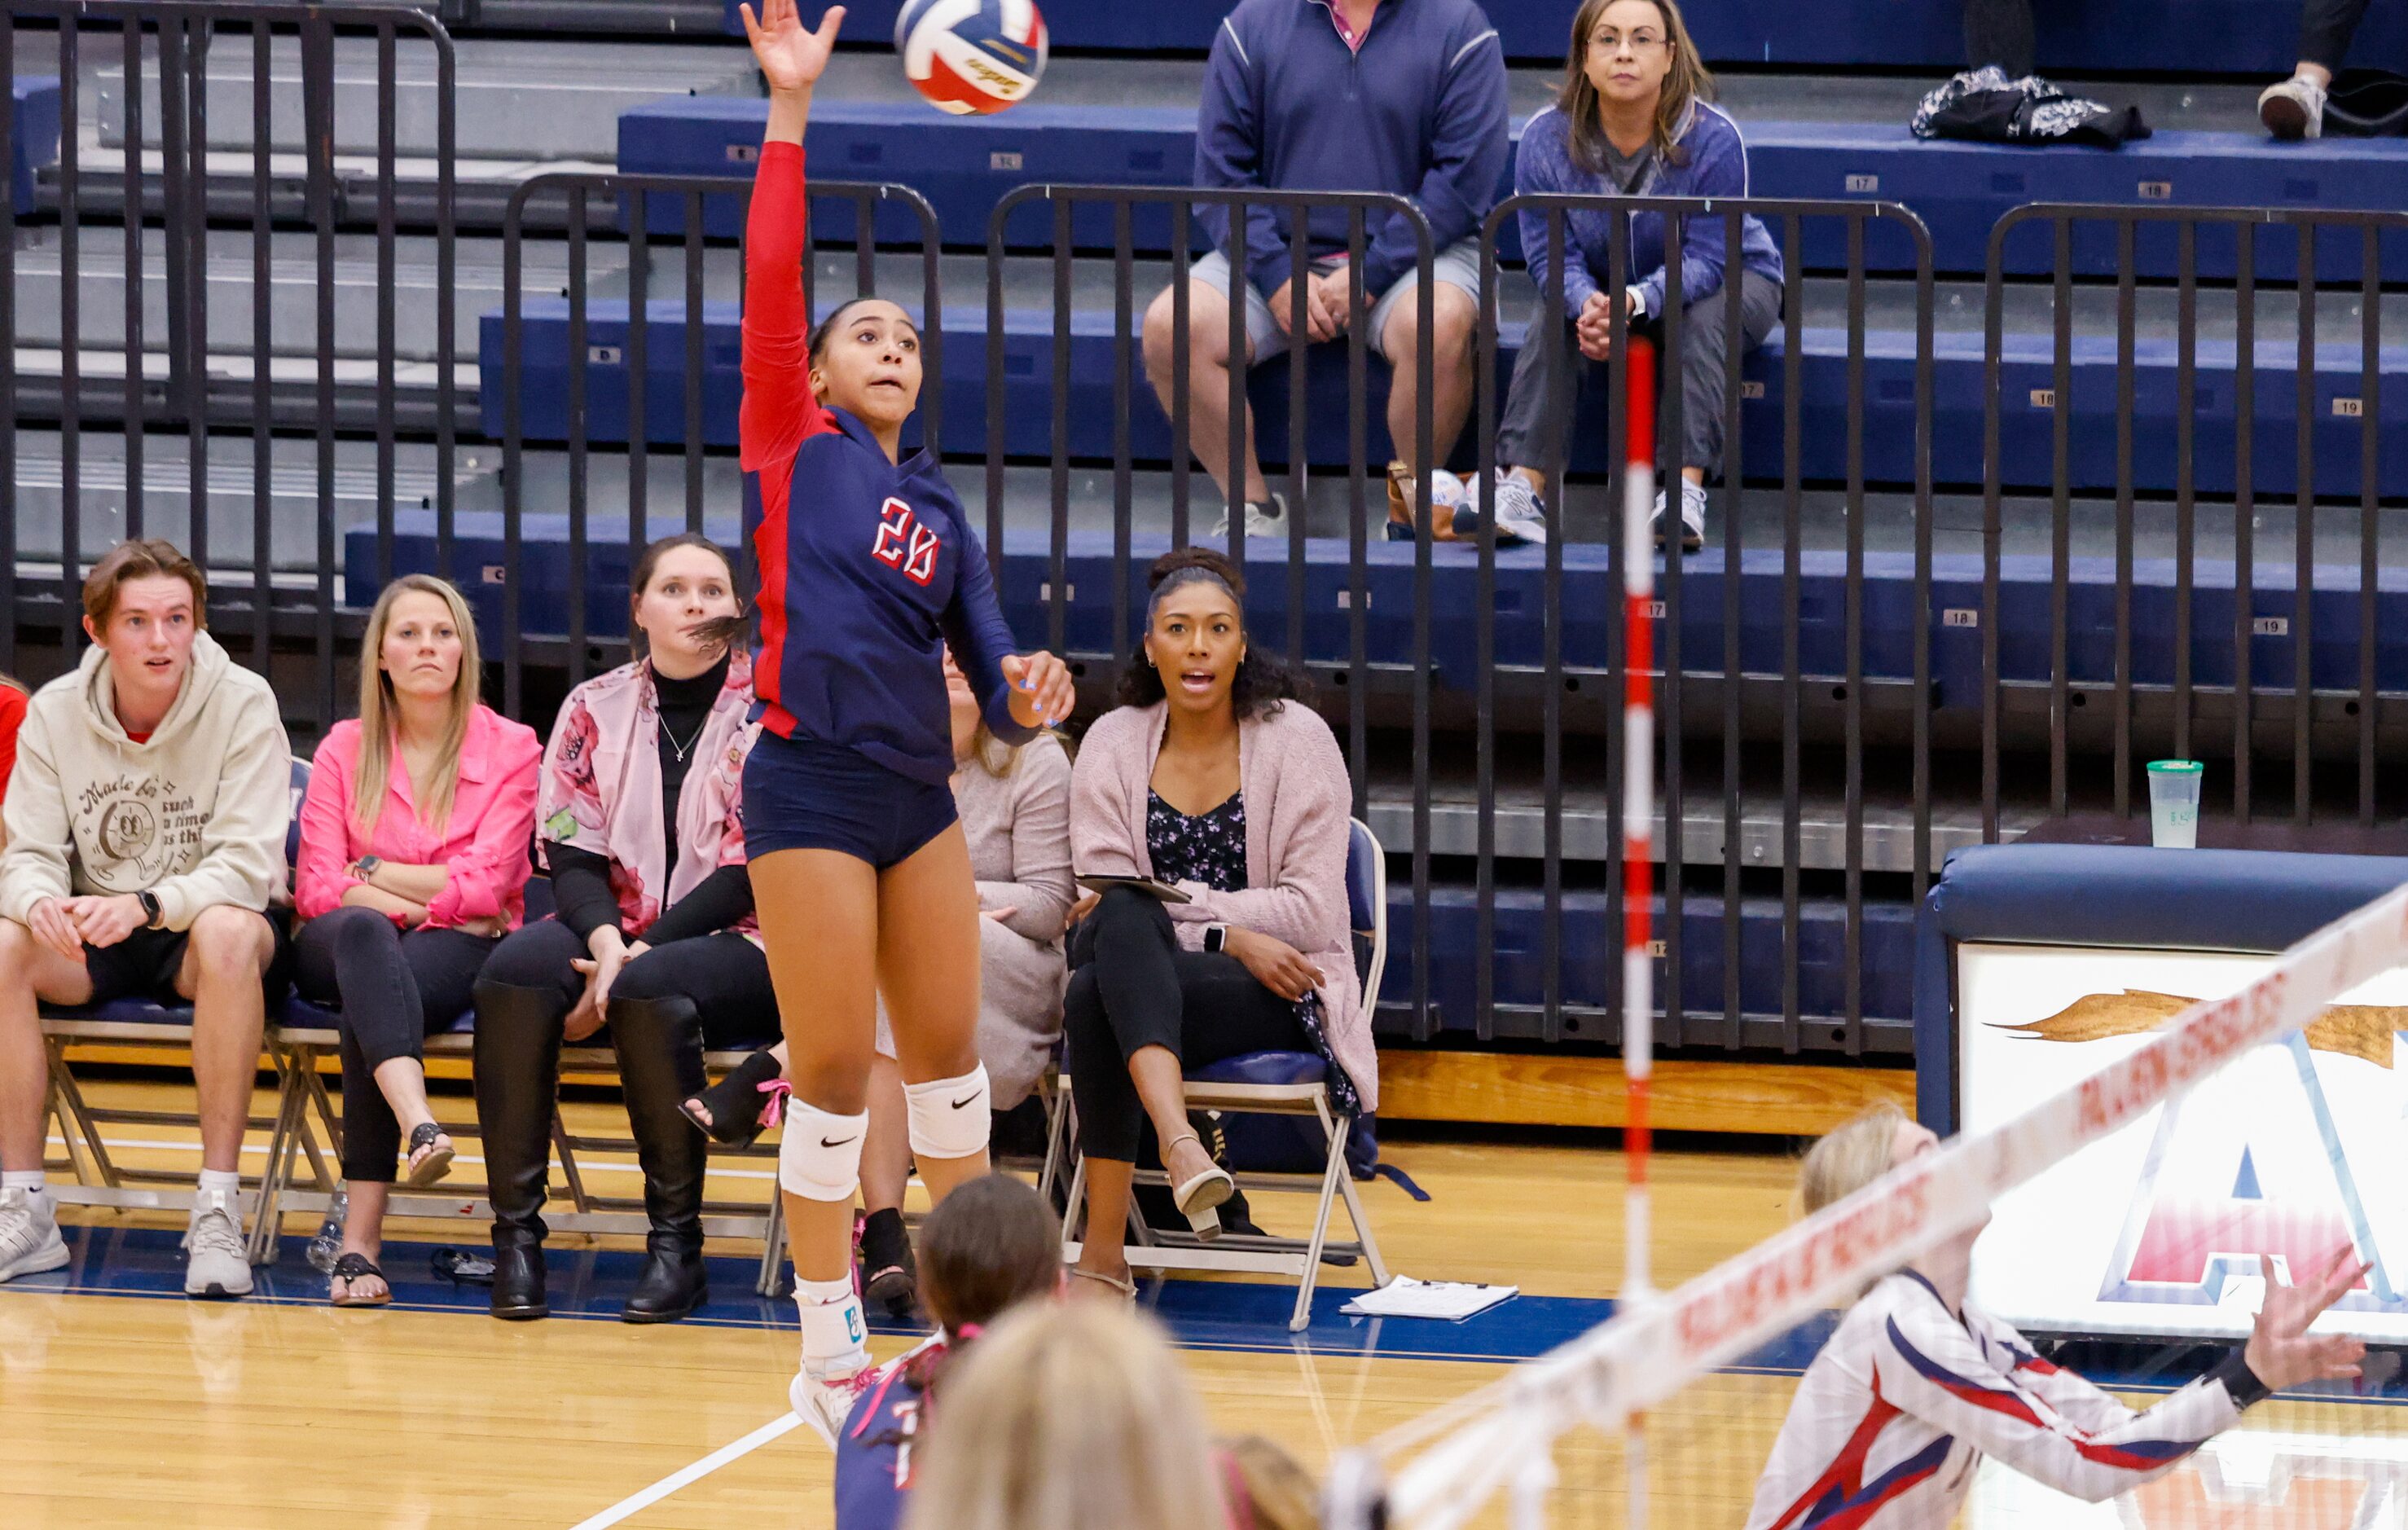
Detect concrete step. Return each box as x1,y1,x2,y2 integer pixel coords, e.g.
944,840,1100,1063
12,226,620,362
92,35,754,162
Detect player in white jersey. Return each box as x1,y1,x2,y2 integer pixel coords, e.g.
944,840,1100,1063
1746,1104,2369,1530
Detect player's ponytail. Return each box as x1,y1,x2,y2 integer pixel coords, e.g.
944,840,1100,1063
901,1173,1061,1403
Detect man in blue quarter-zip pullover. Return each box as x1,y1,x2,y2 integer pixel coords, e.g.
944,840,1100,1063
1140,0,1507,544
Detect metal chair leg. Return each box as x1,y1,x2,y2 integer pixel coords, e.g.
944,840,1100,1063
1290,1113,1352,1332
246,1051,305,1265
758,1190,789,1299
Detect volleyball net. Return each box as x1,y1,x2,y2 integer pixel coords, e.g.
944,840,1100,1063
1326,879,2408,1530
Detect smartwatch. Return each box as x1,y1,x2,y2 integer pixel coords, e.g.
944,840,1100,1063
352,855,384,882
1204,923,1229,955
136,890,164,930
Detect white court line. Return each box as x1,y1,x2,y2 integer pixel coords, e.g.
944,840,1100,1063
567,1411,804,1528
45,1134,780,1180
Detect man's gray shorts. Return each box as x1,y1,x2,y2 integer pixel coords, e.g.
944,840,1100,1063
1184,240,1484,364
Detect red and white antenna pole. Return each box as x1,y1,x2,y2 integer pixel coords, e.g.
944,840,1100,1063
1621,339,1657,1530
1620,337,1657,1306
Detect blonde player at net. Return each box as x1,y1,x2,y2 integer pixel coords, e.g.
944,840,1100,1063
1745,1102,2370,1529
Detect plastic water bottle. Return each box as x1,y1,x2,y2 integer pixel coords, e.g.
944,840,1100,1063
306,1189,348,1273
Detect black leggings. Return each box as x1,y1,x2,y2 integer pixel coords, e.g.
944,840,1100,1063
1063,886,1309,1163
292,907,497,1183
473,918,779,1045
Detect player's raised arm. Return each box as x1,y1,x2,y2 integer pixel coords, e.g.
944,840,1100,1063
736,0,843,469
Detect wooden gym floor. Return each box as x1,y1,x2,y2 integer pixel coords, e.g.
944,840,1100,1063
2,1078,2399,1528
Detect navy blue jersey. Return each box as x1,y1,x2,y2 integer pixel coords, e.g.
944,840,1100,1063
740,141,1032,786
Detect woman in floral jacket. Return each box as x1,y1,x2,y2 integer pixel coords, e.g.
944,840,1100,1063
470,534,771,1326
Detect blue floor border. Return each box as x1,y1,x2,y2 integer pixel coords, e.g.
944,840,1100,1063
2,1224,1651,1366
15,1224,2404,1407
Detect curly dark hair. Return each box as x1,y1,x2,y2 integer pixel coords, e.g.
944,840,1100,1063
1114,547,1309,721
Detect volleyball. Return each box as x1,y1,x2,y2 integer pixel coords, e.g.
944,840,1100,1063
895,0,1048,116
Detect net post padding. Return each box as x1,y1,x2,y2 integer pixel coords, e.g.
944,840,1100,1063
1332,882,2408,1530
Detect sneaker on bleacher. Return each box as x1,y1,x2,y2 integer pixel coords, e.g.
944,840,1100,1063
2259,74,2326,139
182,1186,253,1299
1487,470,1549,547
0,1187,68,1283
1654,480,1708,552
1208,493,1290,543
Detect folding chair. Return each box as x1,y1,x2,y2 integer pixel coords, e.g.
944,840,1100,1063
259,961,795,1295
1057,816,1394,1331
38,758,318,1250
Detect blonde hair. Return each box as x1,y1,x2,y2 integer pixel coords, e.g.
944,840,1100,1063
1220,1435,1322,1530
903,1304,1224,1530
353,575,483,836
1559,0,1716,174
1795,1101,1909,1220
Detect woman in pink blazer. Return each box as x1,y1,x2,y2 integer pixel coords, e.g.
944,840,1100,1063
292,575,540,1306
1064,547,1375,1299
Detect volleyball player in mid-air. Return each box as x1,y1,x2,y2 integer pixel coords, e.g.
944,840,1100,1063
1747,1105,2370,1529
733,0,1075,1444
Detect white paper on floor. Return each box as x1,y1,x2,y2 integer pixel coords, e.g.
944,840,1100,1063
1341,1277,1517,1321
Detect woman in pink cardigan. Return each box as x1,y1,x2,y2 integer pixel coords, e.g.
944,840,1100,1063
292,574,541,1306
1065,547,1375,1298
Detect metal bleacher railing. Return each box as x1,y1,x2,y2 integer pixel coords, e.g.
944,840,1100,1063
5,2,2404,1074
1979,203,2408,837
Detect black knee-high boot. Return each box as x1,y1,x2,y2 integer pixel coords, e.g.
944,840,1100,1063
609,992,711,1323
472,980,563,1321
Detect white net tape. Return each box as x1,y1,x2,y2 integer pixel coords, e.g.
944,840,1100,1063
1328,883,2408,1530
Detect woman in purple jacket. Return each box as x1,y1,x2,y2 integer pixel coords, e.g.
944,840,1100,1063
1062,548,1375,1299
1489,0,1784,554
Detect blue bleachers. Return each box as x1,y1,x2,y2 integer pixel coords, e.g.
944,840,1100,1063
616,94,2408,281
1388,883,1914,1044
485,297,2408,499
725,0,2408,77
12,75,60,218
349,513,2408,702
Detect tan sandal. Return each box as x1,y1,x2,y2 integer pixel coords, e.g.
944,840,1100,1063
1067,1265,1137,1304
1165,1131,1234,1241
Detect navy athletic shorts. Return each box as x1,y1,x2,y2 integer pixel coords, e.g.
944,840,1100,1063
741,730,960,870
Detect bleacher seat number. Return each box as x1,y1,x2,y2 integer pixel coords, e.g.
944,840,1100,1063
588,345,622,367
2029,389,2055,408
1843,174,1878,194
2138,181,2173,200
991,152,1023,172
725,143,759,164
1943,609,1978,628
2334,398,2364,418
2252,616,2289,636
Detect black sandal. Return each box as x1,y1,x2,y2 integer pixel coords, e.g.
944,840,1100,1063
681,1050,784,1147
404,1122,456,1188
330,1252,392,1308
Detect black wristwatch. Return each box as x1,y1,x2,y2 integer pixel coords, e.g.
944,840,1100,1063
1204,922,1228,955
136,890,164,930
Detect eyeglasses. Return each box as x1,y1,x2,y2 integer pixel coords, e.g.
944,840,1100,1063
1590,29,1667,51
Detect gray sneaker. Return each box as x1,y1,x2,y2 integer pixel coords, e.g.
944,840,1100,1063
2258,75,2326,140
1208,492,1290,543
1652,481,1707,552
182,1186,253,1299
0,1187,68,1283
1488,471,1549,547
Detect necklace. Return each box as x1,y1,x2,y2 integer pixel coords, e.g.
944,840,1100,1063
661,712,708,764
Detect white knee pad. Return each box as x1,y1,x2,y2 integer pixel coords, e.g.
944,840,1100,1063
777,1097,869,1202
904,1063,991,1160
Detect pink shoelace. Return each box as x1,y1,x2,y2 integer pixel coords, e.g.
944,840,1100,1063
758,1078,791,1129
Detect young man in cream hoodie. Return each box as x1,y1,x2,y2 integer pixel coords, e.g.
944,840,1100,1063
0,539,293,1297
